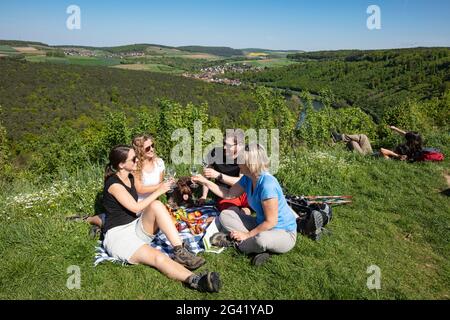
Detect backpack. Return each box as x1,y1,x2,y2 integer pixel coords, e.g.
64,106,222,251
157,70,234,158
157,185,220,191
286,195,333,240
417,148,444,162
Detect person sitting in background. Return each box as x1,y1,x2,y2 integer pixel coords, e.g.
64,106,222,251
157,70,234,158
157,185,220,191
331,131,374,156
199,130,251,215
380,126,423,161
192,143,297,266
101,145,220,293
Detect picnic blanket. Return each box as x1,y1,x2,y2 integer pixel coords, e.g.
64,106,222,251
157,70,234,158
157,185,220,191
94,205,220,267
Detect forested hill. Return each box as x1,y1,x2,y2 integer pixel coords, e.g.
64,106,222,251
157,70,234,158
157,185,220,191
0,59,256,141
233,47,450,119
177,46,244,57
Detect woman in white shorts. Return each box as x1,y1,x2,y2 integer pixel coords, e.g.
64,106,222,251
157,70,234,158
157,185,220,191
101,145,221,293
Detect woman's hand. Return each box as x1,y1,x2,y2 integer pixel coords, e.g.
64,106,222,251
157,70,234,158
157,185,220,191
230,231,251,242
203,168,220,179
197,197,207,206
191,174,209,186
157,181,172,195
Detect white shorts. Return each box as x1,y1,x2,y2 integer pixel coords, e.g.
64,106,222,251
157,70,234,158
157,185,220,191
103,218,155,264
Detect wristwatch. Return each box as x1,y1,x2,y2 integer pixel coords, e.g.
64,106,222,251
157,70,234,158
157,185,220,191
217,173,223,182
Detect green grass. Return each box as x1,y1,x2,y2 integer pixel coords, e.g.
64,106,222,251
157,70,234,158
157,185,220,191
0,45,17,53
0,136,449,299
25,55,121,66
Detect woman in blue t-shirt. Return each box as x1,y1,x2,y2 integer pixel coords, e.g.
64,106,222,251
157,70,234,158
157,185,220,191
192,143,297,266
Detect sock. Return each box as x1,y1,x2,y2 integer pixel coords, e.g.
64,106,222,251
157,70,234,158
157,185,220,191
186,274,200,287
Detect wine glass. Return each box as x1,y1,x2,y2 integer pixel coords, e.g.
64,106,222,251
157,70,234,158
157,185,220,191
165,166,176,193
190,165,200,189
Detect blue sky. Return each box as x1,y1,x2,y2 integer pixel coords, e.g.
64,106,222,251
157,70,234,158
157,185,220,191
0,0,449,50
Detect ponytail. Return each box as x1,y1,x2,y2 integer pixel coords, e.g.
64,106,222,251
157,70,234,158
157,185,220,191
104,163,116,182
104,145,132,182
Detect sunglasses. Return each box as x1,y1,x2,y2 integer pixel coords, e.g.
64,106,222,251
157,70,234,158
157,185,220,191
127,156,138,163
144,144,155,153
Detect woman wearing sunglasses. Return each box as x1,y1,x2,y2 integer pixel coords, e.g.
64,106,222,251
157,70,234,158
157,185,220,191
132,134,166,202
191,143,297,266
102,145,220,293
78,135,169,237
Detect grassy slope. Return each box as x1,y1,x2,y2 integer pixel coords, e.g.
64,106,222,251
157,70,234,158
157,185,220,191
0,134,449,300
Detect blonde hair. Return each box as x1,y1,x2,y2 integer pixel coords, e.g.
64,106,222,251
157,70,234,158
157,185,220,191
243,143,269,177
132,134,159,177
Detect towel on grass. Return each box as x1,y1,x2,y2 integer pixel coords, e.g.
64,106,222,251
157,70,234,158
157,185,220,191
94,205,220,266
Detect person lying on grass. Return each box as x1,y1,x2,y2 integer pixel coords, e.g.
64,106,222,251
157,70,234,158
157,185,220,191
331,132,374,156
191,143,297,266
380,126,423,161
101,145,221,293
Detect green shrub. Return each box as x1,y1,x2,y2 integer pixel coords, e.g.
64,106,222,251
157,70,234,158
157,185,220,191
253,87,298,150
297,97,378,147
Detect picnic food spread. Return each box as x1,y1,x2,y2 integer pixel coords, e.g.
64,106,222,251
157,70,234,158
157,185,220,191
166,205,213,235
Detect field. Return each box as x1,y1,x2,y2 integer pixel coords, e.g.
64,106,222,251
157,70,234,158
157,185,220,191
12,46,40,53
0,142,449,299
25,55,122,66
112,63,185,74
234,58,298,68
0,45,17,53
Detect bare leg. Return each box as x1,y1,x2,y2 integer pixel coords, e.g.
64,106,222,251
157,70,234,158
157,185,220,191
129,244,192,282
380,148,397,159
86,216,103,227
141,200,183,247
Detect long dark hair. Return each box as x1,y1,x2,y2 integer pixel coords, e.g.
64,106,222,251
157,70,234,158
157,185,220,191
104,145,132,181
396,131,423,159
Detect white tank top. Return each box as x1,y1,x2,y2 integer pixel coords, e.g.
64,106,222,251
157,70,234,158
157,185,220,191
138,158,165,202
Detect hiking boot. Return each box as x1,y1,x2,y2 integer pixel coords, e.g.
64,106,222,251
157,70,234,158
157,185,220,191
173,243,206,271
89,225,102,239
187,271,221,293
331,131,343,143
210,232,234,248
308,210,324,240
251,252,271,266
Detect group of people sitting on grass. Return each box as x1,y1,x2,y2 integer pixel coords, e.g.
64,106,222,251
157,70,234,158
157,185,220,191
82,130,297,293
78,125,437,294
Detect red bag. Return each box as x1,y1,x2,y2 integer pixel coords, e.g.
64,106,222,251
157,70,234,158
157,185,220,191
418,150,444,162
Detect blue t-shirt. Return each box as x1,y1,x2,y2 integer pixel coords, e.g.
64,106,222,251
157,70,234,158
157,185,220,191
238,172,297,232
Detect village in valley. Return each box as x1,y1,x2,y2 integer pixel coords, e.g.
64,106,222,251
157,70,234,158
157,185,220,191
182,63,263,86
0,41,292,88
